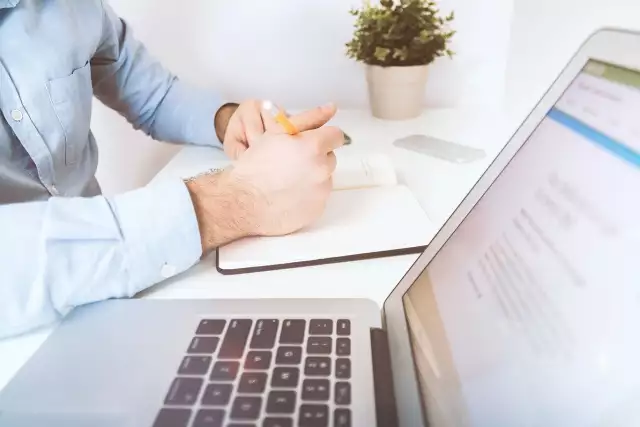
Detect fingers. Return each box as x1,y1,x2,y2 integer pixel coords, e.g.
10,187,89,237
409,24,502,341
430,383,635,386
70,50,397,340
288,103,337,133
304,126,345,154
312,151,337,184
258,100,289,133
326,151,337,175
224,141,247,160
261,110,281,133
242,102,266,144
233,143,248,159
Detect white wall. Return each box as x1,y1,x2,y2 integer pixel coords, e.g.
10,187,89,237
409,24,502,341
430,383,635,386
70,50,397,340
94,0,514,195
206,0,513,109
506,0,640,118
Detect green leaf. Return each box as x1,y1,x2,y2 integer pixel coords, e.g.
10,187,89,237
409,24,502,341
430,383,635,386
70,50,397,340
345,0,455,66
380,0,394,9
393,46,409,61
374,46,391,62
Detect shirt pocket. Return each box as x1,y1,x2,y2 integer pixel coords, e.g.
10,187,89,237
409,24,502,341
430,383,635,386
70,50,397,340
47,61,93,165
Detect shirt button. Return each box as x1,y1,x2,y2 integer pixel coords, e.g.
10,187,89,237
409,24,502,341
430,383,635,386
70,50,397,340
161,264,177,279
10,109,23,122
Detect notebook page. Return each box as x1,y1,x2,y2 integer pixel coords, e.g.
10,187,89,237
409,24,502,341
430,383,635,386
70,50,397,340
332,152,397,190
217,185,436,272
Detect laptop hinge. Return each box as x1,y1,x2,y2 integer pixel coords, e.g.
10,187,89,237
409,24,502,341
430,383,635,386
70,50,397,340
370,327,399,427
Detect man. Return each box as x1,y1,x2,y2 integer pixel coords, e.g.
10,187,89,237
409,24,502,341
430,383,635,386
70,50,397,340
0,0,344,338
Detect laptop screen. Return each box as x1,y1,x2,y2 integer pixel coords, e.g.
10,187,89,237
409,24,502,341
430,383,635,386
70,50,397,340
402,60,640,426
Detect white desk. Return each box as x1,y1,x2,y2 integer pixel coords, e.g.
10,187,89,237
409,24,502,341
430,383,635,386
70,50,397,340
0,108,516,392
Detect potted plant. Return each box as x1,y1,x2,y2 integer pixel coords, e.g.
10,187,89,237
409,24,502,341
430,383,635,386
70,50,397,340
346,0,455,120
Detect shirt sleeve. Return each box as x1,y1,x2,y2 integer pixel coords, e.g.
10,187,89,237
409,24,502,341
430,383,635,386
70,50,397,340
90,0,224,147
0,179,203,339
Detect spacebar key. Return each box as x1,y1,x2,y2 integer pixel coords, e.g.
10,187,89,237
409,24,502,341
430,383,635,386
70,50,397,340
219,319,253,359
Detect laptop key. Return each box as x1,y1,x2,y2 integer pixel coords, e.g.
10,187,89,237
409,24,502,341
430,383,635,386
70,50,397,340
178,356,212,376
196,319,226,335
264,418,293,427
335,359,351,379
250,319,279,349
279,319,305,344
336,338,350,356
309,319,333,335
231,396,262,420
266,390,296,413
164,377,203,405
299,404,329,427
193,409,225,427
271,367,300,388
153,408,191,427
335,382,351,405
276,346,302,365
334,408,352,427
304,357,331,376
302,379,330,401
306,337,332,355
187,336,219,354
219,319,253,359
238,372,268,393
336,320,351,336
244,350,272,370
210,361,240,381
201,383,233,406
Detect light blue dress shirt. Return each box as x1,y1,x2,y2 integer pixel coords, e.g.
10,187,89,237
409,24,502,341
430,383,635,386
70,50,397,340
0,0,224,338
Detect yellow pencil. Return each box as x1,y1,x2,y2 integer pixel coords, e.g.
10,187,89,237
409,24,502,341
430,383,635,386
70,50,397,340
262,100,299,135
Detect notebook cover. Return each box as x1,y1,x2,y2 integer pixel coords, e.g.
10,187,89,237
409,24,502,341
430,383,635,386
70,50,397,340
215,185,434,275
215,244,427,275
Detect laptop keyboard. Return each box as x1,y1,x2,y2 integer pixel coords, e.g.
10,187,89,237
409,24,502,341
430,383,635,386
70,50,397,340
153,318,353,427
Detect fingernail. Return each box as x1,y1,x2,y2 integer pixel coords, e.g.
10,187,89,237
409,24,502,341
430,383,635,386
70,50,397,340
322,102,336,110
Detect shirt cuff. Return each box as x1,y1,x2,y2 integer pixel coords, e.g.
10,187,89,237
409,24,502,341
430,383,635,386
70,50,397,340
112,178,203,296
151,78,225,148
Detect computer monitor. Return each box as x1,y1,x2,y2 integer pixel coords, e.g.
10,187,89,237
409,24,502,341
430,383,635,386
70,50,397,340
403,59,640,426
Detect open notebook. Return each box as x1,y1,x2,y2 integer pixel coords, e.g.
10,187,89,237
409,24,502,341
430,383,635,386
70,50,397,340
217,153,437,274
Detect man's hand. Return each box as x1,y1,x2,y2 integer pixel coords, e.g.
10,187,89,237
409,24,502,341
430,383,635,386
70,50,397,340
188,107,344,253
215,99,338,160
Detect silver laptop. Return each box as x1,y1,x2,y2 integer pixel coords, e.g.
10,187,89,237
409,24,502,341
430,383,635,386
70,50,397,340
1,27,639,427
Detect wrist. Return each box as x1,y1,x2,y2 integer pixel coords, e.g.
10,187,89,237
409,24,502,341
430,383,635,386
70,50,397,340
185,169,255,253
214,103,240,143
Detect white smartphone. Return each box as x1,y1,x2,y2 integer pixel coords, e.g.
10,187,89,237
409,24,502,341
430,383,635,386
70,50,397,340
393,134,486,163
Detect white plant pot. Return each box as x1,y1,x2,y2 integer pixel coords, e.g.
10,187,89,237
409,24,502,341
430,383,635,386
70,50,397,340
365,64,429,120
